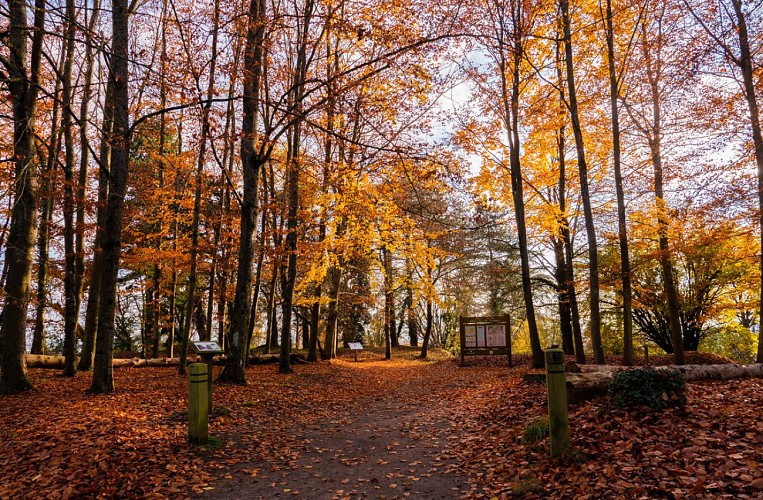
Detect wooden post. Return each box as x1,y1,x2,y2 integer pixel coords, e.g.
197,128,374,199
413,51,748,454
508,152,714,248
505,314,512,367
459,316,465,366
202,354,214,414
545,347,570,458
188,363,209,445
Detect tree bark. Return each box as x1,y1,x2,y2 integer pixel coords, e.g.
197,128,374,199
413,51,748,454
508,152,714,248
727,0,763,364
638,13,684,365
218,0,266,385
61,0,79,378
561,0,604,364
604,0,634,366
90,0,130,393
0,0,46,393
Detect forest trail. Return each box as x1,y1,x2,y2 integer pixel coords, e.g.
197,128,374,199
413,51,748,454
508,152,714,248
197,352,511,499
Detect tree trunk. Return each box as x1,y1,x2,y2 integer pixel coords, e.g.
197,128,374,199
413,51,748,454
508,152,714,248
561,0,604,364
419,298,433,359
496,4,544,368
218,0,266,385
553,44,585,363
61,0,78,378
0,0,45,394
407,286,418,348
604,0,634,366
79,71,113,372
90,0,130,394
32,43,66,356
639,15,684,366
728,0,763,364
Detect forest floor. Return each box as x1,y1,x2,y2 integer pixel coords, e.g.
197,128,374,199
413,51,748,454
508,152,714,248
1,348,763,499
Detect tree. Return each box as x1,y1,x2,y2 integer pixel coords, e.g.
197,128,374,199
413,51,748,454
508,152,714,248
0,0,46,393
91,0,131,393
560,0,604,364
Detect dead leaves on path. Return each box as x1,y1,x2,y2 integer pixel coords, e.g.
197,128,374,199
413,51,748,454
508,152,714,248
1,352,762,499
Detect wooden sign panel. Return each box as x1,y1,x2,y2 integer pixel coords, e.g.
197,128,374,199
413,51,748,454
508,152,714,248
459,315,511,366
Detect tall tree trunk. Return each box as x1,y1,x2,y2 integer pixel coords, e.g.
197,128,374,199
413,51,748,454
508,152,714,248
728,0,763,364
280,0,315,374
557,128,586,363
178,0,221,375
79,69,113,371
553,234,573,355
218,0,266,385
638,14,684,365
32,43,67,356
61,0,78,377
0,0,45,393
497,4,543,368
419,297,433,359
383,247,393,360
604,0,634,366
561,0,604,364
75,0,101,357
90,0,130,393
407,286,418,347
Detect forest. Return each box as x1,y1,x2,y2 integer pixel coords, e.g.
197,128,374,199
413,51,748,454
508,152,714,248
2,0,763,395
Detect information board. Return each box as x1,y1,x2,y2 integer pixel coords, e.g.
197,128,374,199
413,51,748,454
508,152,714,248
459,315,511,366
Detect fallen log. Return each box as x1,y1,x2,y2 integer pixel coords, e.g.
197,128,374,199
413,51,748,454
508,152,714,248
24,354,226,369
526,363,763,403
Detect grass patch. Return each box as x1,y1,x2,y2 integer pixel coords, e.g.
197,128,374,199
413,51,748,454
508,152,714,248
511,478,542,495
521,417,549,445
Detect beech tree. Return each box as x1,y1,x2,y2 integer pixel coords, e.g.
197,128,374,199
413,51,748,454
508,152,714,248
0,0,46,393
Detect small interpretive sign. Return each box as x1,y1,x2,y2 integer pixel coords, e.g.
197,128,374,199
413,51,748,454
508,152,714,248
191,341,223,355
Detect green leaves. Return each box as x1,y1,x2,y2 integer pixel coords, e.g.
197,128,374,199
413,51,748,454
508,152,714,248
609,367,686,410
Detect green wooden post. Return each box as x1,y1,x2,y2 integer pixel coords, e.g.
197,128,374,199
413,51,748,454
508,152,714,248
545,347,570,458
188,363,209,445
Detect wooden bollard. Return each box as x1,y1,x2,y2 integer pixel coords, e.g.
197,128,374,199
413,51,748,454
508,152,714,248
545,347,570,458
188,363,209,445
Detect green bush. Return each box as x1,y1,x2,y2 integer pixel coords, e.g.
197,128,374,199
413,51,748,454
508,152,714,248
609,367,686,410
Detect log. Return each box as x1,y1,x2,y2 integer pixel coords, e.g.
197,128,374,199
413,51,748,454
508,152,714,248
567,363,763,402
24,354,227,369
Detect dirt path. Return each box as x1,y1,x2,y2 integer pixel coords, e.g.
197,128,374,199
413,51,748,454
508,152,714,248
197,361,487,499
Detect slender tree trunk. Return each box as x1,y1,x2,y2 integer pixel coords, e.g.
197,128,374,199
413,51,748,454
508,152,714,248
79,70,113,371
0,0,45,394
32,44,66,356
558,132,586,363
90,0,130,393
605,0,634,366
497,8,543,368
407,286,418,347
382,247,394,360
561,0,604,364
61,0,78,377
638,15,684,365
728,0,763,364
75,0,101,354
178,0,221,375
218,0,266,384
419,297,433,359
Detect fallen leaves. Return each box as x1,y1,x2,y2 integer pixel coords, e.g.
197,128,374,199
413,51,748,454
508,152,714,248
1,351,761,498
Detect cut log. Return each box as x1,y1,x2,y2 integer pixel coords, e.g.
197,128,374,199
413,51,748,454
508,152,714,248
567,363,763,402
24,354,226,369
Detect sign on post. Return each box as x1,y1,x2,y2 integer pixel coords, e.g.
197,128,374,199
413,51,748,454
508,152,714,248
459,315,512,366
191,341,223,414
348,342,363,362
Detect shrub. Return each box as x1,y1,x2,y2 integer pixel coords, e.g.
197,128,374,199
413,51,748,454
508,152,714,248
609,367,686,410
